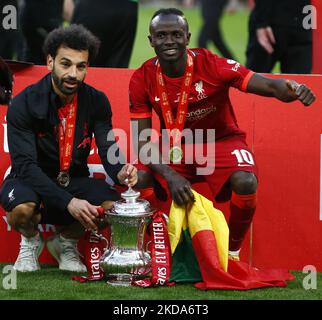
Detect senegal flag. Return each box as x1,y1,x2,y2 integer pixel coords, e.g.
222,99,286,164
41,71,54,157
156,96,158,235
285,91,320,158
168,190,294,290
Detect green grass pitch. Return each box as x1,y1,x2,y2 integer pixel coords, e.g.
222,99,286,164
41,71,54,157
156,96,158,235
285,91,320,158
0,5,311,301
1,264,322,300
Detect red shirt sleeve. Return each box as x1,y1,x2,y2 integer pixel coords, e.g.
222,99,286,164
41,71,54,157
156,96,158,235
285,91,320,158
215,56,255,92
129,67,152,119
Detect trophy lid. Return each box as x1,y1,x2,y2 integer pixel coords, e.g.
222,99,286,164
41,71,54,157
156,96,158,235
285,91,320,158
110,186,154,216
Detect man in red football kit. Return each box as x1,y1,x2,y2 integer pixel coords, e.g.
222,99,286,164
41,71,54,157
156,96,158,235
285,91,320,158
129,8,316,259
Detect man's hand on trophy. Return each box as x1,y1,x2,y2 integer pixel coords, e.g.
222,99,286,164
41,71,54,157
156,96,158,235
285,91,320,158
67,197,100,231
0,57,13,105
117,164,138,187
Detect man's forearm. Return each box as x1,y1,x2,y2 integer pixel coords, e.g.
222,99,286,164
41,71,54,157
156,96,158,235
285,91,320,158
247,73,315,107
269,79,297,102
248,74,296,102
149,163,178,180
138,141,176,180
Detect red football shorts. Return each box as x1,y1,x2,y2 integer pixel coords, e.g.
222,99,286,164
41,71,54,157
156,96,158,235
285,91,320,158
137,135,258,203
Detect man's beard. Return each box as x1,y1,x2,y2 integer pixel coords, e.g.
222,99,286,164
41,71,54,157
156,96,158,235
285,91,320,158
52,70,82,96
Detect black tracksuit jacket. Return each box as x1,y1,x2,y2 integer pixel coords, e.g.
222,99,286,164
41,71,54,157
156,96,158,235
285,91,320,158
251,0,312,28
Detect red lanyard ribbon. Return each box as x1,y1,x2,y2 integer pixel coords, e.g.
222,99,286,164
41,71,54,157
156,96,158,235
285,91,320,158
156,51,194,147
57,94,78,173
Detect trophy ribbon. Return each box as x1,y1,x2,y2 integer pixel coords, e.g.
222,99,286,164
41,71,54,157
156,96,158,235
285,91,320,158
71,229,109,283
133,210,175,287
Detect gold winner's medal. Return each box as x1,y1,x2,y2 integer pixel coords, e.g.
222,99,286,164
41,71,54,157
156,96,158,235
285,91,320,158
57,171,70,187
156,51,194,166
169,146,183,163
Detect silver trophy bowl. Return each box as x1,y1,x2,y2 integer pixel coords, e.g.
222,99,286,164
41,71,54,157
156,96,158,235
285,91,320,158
100,186,155,286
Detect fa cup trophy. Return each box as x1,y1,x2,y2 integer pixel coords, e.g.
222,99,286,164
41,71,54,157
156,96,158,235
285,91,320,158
100,184,154,286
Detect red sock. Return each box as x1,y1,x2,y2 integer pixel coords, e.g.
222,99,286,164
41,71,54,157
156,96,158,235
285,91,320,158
228,192,257,251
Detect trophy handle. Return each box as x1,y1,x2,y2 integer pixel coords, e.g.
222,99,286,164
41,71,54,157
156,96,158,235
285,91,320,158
101,235,110,251
90,230,110,252
145,240,152,254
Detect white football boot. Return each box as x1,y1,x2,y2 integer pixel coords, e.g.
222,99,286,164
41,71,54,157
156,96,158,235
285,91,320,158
47,234,86,272
13,233,44,272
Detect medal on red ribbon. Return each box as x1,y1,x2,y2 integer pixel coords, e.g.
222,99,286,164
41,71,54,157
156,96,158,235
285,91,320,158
156,51,194,163
57,95,78,187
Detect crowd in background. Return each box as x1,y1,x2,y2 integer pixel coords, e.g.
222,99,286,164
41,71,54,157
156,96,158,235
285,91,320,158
0,0,312,73
0,0,139,68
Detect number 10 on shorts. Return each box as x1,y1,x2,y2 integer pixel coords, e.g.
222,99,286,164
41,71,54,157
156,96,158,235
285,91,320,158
231,149,255,167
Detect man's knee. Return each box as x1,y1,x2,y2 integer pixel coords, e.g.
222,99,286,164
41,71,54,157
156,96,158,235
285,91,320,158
7,202,38,228
230,171,258,195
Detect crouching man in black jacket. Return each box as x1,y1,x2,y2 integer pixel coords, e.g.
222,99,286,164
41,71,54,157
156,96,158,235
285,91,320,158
0,25,138,272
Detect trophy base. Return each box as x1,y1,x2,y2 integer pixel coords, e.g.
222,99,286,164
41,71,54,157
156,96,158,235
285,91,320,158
106,273,137,286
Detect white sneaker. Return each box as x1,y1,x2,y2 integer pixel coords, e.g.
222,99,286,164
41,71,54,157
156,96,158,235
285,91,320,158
46,234,86,272
13,234,44,272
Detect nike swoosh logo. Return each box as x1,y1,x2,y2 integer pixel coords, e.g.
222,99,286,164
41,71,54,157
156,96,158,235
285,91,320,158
155,96,160,102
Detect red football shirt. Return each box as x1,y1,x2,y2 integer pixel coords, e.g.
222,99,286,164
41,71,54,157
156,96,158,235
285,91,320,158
129,48,255,141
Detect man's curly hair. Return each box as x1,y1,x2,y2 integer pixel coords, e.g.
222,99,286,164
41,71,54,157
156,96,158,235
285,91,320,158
43,24,101,63
0,57,13,105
